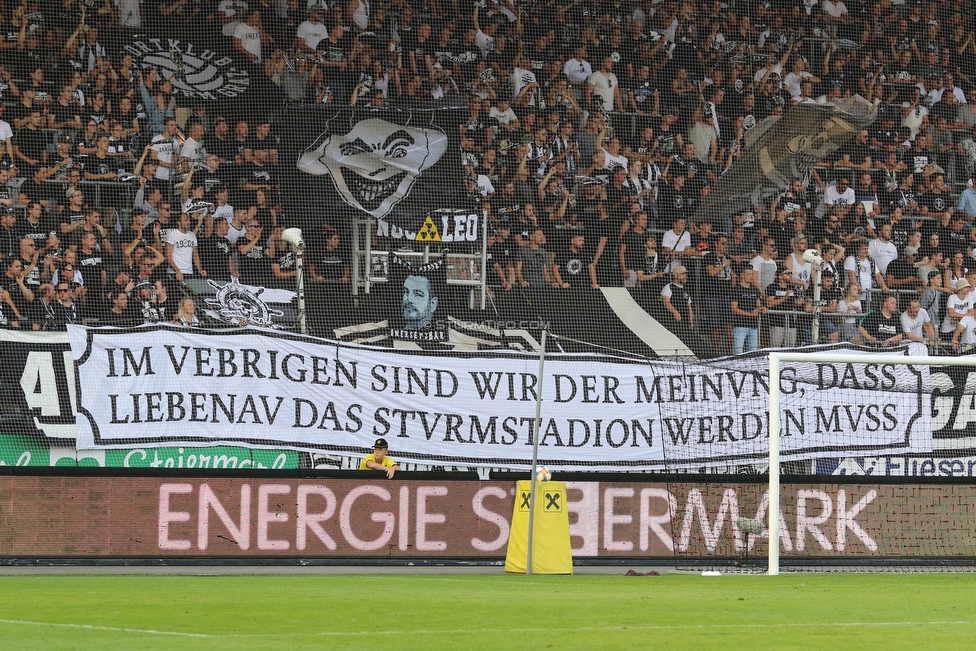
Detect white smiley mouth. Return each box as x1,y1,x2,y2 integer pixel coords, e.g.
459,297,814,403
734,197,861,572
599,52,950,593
342,168,407,210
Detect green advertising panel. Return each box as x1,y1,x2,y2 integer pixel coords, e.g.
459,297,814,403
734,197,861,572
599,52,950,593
0,433,300,469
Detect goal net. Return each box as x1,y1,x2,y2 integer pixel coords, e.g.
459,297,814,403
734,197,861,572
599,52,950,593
670,350,976,574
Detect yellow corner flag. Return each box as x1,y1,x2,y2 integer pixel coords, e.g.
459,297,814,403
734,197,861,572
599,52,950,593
505,480,573,574
415,214,441,242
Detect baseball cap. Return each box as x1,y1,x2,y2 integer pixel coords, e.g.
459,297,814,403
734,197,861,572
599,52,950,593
672,265,688,275
373,438,389,449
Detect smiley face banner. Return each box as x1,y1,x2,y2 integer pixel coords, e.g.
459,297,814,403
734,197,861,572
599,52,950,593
283,104,467,231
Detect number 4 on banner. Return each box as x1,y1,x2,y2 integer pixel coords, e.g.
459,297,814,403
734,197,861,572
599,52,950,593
415,215,442,242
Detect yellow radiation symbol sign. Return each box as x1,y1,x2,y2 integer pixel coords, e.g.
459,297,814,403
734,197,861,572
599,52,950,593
415,214,441,242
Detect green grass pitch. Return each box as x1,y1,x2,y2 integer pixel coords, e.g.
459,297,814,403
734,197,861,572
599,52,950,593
0,573,972,650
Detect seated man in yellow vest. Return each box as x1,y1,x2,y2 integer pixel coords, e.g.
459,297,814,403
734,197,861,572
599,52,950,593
359,438,401,478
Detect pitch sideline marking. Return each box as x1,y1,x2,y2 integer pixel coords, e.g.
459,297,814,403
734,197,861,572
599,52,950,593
0,619,969,638
0,619,214,638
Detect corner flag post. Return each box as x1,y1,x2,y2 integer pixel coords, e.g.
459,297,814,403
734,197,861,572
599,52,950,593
526,329,548,576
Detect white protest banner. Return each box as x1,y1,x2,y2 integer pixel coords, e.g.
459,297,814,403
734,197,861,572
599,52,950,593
66,326,931,470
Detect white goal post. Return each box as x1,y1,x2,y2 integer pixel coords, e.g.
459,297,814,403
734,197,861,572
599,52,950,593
767,351,976,575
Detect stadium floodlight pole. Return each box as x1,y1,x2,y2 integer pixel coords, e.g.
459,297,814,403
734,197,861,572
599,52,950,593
526,328,548,576
282,228,306,333
480,207,488,310
802,249,824,344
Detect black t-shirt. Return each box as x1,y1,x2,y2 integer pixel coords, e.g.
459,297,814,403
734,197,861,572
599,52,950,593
316,34,356,82
48,300,82,331
861,309,902,341
237,240,272,285
272,249,296,288
885,257,917,285
663,281,693,322
245,134,275,155
14,126,48,162
583,215,614,262
811,284,841,311
621,228,650,276
837,141,872,167
206,136,238,163
555,246,589,288
60,209,87,234
312,245,346,283
765,282,798,328
199,234,233,279
919,190,952,216
654,125,681,158
701,250,733,297
14,216,52,245
488,235,515,267
655,184,691,224
77,249,106,292
938,224,969,257
5,102,31,128
52,101,82,128
241,162,276,193
731,283,762,327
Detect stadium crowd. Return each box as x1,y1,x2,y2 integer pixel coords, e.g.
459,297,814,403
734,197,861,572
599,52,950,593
1,0,976,357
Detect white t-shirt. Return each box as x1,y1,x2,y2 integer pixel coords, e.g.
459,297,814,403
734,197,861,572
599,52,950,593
868,238,898,275
751,255,778,289
226,218,246,244
587,70,619,112
166,228,198,275
663,229,691,273
943,293,972,332
844,255,876,293
296,19,328,50
115,0,142,27
218,0,248,37
474,29,494,58
824,184,856,207
901,308,930,335
602,149,629,170
151,134,180,180
512,67,538,105
475,174,494,197
489,106,518,125
662,229,691,254
783,71,814,98
234,21,263,62
822,0,848,19
181,137,205,164
753,65,783,82
956,315,976,345
563,58,592,87
350,0,369,31
901,102,928,139
787,252,812,288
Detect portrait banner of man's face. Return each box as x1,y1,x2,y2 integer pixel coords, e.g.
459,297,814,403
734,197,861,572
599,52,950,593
389,256,448,343
282,105,466,229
